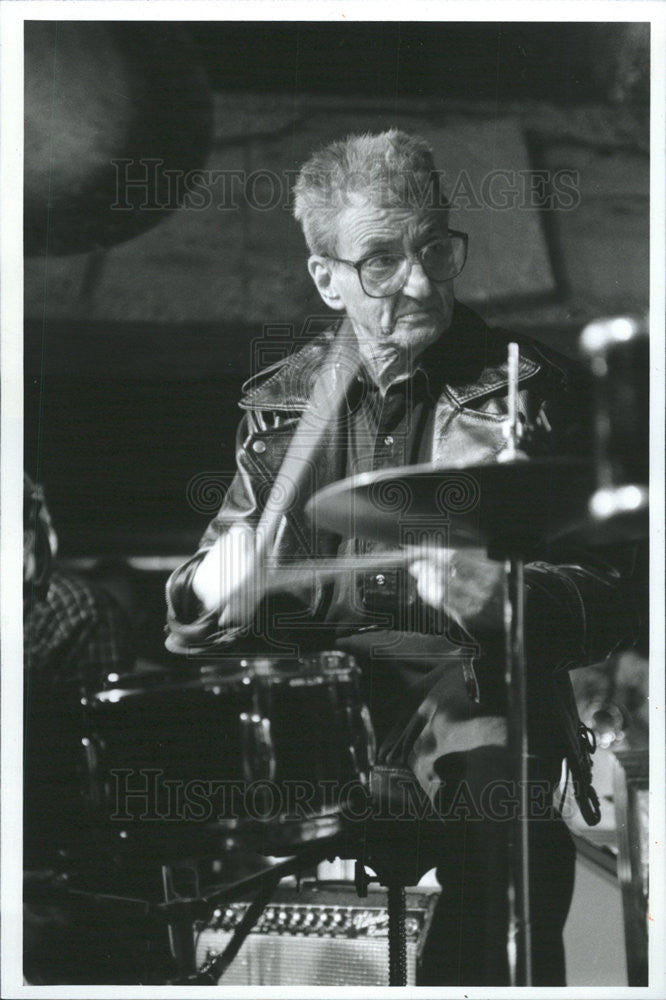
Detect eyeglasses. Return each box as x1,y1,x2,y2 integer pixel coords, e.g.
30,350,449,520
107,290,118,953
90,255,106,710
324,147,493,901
325,230,468,298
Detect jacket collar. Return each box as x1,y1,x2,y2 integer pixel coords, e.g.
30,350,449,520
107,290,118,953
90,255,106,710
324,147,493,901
239,302,541,412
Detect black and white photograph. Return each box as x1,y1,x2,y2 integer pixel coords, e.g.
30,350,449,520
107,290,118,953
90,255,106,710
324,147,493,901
2,2,664,995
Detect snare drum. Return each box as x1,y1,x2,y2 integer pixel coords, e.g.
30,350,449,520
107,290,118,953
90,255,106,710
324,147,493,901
81,652,375,855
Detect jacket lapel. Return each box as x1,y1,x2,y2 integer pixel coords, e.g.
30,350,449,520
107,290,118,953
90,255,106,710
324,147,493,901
240,304,543,471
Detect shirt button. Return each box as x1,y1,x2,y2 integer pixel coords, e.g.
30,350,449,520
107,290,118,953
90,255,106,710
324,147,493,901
252,440,267,453
383,435,394,446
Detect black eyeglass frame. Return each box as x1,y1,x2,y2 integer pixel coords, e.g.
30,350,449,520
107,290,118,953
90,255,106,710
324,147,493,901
324,229,469,298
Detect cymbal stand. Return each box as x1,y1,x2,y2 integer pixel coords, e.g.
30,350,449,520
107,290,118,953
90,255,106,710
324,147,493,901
503,552,532,986
498,342,533,986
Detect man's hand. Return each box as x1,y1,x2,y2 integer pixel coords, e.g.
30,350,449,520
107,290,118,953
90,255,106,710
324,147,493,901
408,546,505,633
192,523,262,626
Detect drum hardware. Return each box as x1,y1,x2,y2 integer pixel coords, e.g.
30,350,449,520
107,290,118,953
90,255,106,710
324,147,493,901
239,712,276,783
497,341,529,465
80,735,104,811
571,314,649,544
187,886,276,984
239,659,277,786
501,345,532,988
162,840,355,983
25,842,346,984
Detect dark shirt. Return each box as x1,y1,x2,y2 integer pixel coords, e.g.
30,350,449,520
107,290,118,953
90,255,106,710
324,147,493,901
323,351,466,636
317,355,479,752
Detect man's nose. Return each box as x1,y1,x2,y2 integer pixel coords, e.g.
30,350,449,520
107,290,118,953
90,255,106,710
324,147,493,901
402,257,433,298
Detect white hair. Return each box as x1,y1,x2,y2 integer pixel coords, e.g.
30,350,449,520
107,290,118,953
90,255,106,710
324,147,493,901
292,129,449,255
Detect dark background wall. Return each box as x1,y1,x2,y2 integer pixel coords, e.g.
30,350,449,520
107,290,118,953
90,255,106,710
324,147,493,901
24,21,650,560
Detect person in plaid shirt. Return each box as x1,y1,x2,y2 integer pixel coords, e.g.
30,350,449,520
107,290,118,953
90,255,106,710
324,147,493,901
23,474,138,983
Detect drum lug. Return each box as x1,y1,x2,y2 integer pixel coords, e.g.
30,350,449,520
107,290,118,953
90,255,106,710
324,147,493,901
80,735,104,810
240,712,276,783
354,861,375,898
360,705,377,771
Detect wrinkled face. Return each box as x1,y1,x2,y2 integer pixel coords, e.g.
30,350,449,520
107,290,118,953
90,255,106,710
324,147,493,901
311,196,455,367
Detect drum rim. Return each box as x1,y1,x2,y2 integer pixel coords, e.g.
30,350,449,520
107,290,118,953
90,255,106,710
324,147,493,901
92,651,359,702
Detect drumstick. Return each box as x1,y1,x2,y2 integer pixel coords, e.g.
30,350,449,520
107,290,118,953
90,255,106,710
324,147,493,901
260,548,418,598
220,542,470,625
220,329,361,626
256,334,359,546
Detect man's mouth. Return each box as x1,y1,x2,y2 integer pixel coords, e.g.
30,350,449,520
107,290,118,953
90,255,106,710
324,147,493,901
396,308,439,320
399,306,438,319
380,310,443,338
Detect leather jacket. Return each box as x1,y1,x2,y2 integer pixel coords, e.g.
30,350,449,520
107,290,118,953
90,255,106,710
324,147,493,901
166,301,635,823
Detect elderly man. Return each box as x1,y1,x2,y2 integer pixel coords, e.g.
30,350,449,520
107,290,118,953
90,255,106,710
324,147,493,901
166,131,631,985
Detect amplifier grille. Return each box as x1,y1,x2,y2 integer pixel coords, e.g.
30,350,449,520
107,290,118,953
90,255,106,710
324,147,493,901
195,885,437,986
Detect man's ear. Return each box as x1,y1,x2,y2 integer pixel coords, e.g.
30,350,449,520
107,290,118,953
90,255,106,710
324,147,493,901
307,256,346,311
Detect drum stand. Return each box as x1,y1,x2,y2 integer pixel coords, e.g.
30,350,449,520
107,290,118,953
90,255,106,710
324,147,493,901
497,343,533,986
503,550,533,986
24,840,344,985
162,866,284,985
162,838,344,984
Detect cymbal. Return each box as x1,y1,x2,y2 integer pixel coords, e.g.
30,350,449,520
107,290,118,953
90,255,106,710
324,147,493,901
306,458,595,553
25,23,211,255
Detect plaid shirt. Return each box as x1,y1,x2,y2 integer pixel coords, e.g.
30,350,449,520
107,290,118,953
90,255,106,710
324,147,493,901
24,570,134,869
24,570,133,692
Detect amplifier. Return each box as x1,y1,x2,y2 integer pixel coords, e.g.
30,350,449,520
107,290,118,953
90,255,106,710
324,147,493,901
194,883,439,986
